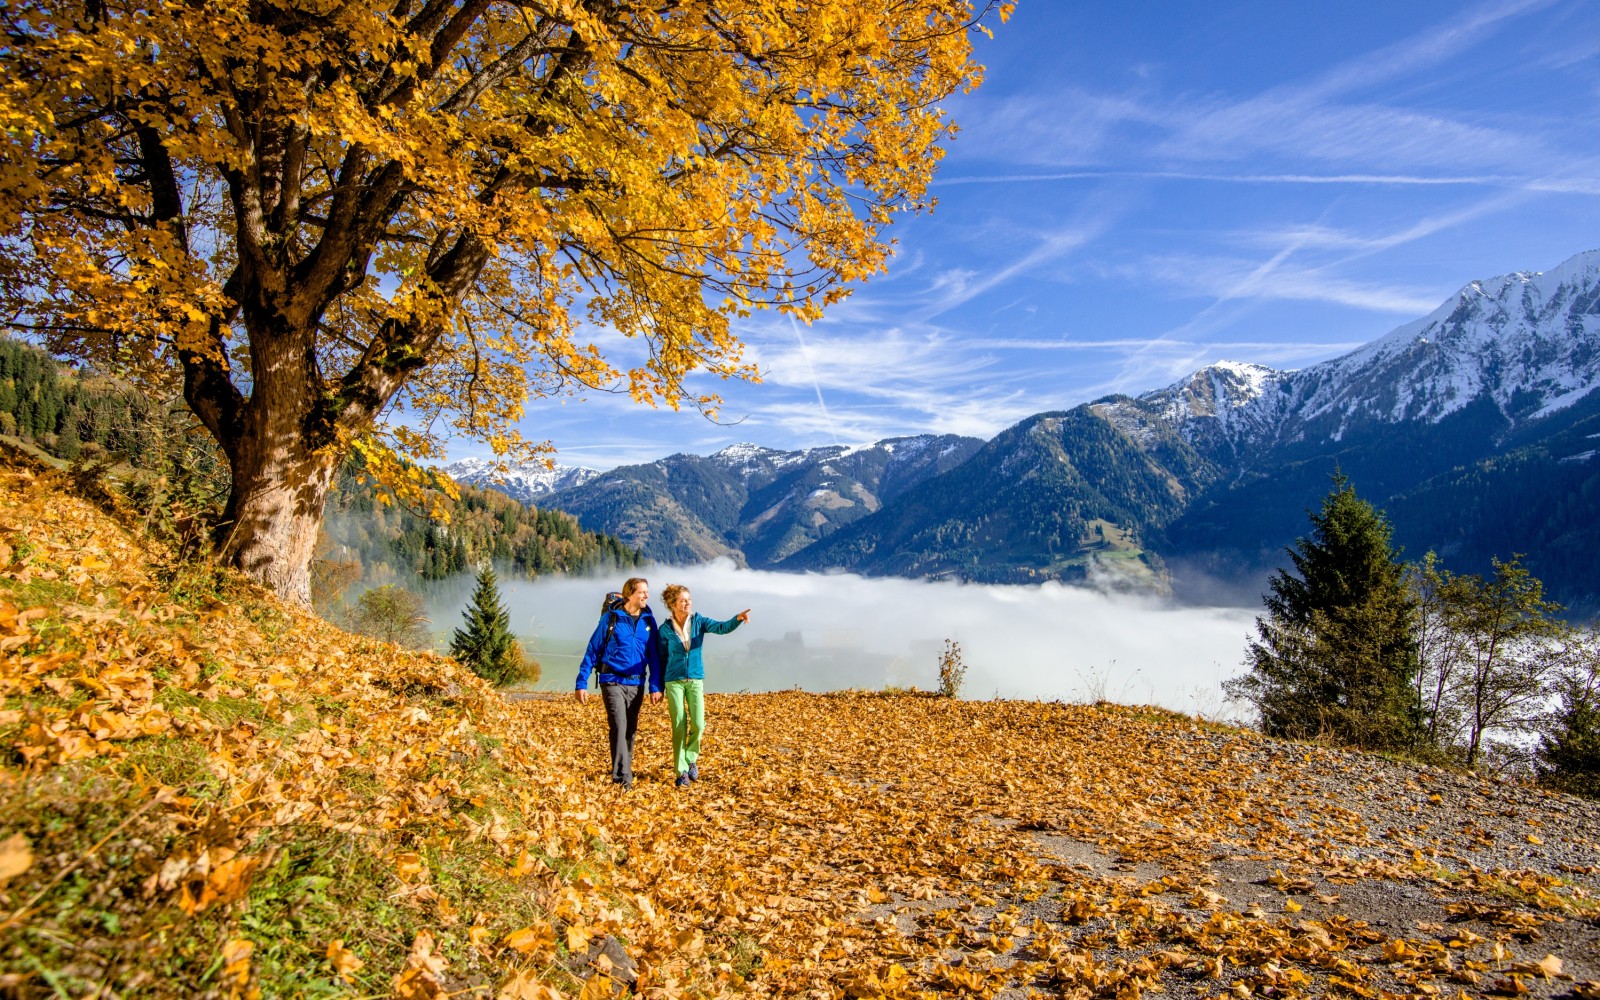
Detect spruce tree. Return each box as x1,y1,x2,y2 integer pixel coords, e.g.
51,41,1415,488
450,565,519,685
1538,637,1600,798
1229,473,1420,751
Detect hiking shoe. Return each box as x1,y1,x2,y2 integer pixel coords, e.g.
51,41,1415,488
675,772,691,788
687,763,699,781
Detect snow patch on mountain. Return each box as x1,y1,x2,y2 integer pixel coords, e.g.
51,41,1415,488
1113,248,1600,453
712,442,824,475
442,458,599,502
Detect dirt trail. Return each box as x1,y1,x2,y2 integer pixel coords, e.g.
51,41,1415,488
851,733,1600,1000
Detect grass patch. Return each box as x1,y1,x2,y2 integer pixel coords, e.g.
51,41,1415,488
724,933,764,981
235,836,415,997
117,735,217,794
0,577,78,611
157,687,279,731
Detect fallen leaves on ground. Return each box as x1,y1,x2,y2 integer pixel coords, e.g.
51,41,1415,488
1,450,1597,999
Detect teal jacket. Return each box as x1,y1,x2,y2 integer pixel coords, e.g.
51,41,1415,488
658,612,742,682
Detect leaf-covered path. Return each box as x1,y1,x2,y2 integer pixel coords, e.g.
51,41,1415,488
526,692,1600,999
1,448,1597,999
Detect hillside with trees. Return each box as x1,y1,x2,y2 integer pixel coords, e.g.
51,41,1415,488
0,336,640,615
785,409,1217,586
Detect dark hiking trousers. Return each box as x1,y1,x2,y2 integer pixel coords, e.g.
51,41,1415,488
601,682,644,786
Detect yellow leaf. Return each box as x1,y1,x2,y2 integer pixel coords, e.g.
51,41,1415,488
221,938,254,990
577,975,610,1000
325,940,364,983
673,927,705,957
394,852,425,880
565,923,592,952
498,971,565,1000
0,834,33,883
506,925,554,954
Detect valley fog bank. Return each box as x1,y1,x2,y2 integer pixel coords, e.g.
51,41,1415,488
430,562,1257,718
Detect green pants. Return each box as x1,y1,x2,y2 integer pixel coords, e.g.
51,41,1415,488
664,679,705,775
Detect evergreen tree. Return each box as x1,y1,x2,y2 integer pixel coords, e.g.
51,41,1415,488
1538,630,1600,798
450,565,520,685
1229,473,1420,751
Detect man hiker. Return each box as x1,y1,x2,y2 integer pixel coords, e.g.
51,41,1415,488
574,577,662,789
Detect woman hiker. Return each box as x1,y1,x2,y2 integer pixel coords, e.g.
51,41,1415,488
574,577,662,790
658,584,749,788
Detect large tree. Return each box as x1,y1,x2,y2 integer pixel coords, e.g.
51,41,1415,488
0,0,1008,603
1230,473,1420,751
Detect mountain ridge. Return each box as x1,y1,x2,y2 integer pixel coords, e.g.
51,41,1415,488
453,248,1600,606
529,433,986,567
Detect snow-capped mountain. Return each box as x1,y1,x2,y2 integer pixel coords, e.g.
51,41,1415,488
492,249,1600,605
1095,360,1283,458
1111,248,1600,456
539,434,984,566
441,457,600,504
1293,249,1600,432
793,248,1600,605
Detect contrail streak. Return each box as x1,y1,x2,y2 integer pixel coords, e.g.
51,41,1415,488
788,314,841,447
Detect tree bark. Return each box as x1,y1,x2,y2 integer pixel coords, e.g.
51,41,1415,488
206,276,342,608
215,392,338,609
219,444,336,608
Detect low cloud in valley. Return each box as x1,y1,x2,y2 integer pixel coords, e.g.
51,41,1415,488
429,562,1259,720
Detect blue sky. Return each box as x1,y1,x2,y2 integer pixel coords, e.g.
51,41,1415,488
463,0,1600,471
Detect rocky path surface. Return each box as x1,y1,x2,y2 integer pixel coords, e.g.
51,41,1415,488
856,729,1600,999
524,692,1599,999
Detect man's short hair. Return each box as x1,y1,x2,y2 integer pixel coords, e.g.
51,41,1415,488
622,576,649,600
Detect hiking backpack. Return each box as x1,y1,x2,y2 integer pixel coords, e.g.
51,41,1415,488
595,591,626,660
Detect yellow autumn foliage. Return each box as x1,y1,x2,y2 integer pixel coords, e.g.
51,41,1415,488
2,446,1597,998
0,0,1015,602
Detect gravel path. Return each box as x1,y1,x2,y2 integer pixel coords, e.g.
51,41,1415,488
857,729,1600,1000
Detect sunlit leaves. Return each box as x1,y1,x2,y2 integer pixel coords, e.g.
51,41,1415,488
6,457,1594,998
1,0,1005,481
0,833,31,885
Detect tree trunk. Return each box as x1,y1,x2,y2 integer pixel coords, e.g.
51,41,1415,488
211,324,339,608
218,424,337,608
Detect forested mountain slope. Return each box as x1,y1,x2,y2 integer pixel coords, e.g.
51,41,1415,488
539,435,984,566
783,409,1216,586
0,336,641,598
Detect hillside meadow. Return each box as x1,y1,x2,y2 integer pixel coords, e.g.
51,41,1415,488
2,447,1599,999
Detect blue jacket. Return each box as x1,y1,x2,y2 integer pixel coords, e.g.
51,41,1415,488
658,612,742,683
575,607,663,693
